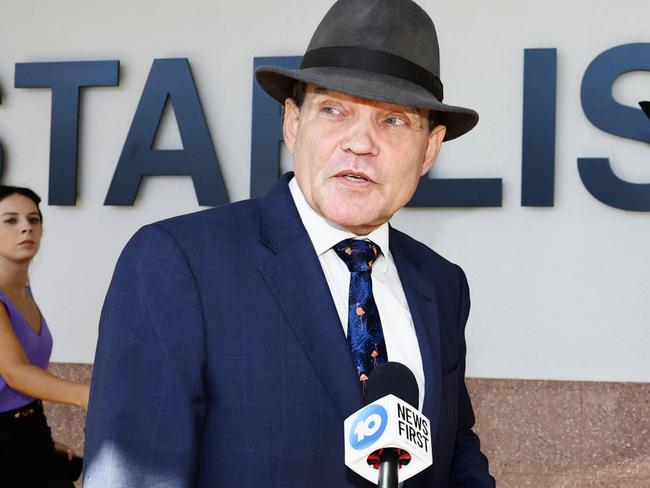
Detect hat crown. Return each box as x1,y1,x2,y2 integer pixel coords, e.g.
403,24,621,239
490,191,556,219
254,0,479,141
305,0,440,77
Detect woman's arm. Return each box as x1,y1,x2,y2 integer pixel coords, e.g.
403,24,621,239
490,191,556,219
0,306,89,409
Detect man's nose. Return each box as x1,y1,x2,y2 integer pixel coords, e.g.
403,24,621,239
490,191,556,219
340,118,379,156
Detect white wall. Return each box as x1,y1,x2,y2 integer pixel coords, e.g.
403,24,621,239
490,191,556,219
0,0,648,382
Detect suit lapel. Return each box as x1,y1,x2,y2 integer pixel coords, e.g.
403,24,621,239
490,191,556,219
390,230,443,438
257,175,364,419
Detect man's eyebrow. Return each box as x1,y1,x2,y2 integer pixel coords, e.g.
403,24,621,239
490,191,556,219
403,107,422,116
390,106,428,123
310,87,425,119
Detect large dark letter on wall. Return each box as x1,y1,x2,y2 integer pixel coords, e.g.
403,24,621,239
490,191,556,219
408,174,502,207
521,49,557,206
250,56,297,198
105,58,227,206
580,43,650,211
15,61,119,205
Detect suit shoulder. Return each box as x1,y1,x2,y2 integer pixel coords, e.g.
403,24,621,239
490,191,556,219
390,227,465,281
123,199,257,246
120,199,260,262
157,199,258,235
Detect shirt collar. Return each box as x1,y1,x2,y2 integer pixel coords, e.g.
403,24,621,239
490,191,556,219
289,177,390,272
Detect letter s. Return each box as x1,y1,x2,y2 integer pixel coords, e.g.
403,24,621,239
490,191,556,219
579,43,650,211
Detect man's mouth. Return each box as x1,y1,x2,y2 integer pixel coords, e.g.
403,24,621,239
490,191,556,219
336,171,372,183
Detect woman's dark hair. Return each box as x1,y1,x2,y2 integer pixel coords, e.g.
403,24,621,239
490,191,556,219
0,185,43,223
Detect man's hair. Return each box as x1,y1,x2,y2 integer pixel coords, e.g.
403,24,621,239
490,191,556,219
0,185,43,223
292,81,308,107
290,81,437,131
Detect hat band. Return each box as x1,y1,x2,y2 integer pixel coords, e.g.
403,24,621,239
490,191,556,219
300,46,444,102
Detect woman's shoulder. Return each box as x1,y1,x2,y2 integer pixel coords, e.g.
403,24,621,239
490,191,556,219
0,289,37,332
0,289,14,314
0,290,20,337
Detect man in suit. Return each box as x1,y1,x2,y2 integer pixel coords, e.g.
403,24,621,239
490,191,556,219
84,0,495,486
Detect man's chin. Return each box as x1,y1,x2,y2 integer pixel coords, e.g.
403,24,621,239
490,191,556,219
323,210,385,235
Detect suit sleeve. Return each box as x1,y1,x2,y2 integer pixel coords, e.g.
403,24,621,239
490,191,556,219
83,224,207,487
450,266,496,487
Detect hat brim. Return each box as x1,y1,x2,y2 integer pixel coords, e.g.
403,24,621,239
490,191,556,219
255,65,478,141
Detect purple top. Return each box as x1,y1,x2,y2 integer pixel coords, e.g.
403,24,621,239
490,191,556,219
0,290,52,412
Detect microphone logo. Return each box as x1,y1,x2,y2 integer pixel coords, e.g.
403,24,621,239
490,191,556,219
349,404,388,450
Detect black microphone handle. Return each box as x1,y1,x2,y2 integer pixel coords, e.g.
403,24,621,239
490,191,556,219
377,448,399,488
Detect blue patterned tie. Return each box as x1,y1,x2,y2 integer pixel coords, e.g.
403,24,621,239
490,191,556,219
334,239,388,387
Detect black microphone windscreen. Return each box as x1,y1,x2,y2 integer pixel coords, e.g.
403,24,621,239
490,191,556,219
364,362,419,408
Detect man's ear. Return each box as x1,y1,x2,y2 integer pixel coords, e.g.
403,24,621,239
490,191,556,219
421,124,446,175
283,98,300,154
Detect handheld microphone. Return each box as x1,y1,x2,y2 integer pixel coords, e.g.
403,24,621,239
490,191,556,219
344,362,433,487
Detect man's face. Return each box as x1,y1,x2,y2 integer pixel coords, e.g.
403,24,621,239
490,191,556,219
283,84,446,235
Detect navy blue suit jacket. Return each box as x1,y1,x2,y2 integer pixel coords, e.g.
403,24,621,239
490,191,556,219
84,174,494,487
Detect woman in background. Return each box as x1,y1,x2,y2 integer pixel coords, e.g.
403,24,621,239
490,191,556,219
0,185,89,487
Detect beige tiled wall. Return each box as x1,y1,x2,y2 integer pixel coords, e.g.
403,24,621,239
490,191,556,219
469,379,650,487
45,364,650,487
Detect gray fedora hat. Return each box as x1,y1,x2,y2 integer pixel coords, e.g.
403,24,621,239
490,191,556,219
255,0,478,141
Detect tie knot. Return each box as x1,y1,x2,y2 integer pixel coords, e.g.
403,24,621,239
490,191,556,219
333,239,381,272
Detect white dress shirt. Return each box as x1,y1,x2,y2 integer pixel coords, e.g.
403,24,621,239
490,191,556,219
289,178,425,410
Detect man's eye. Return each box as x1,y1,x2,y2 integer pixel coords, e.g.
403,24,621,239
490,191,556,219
323,106,342,115
385,116,407,126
